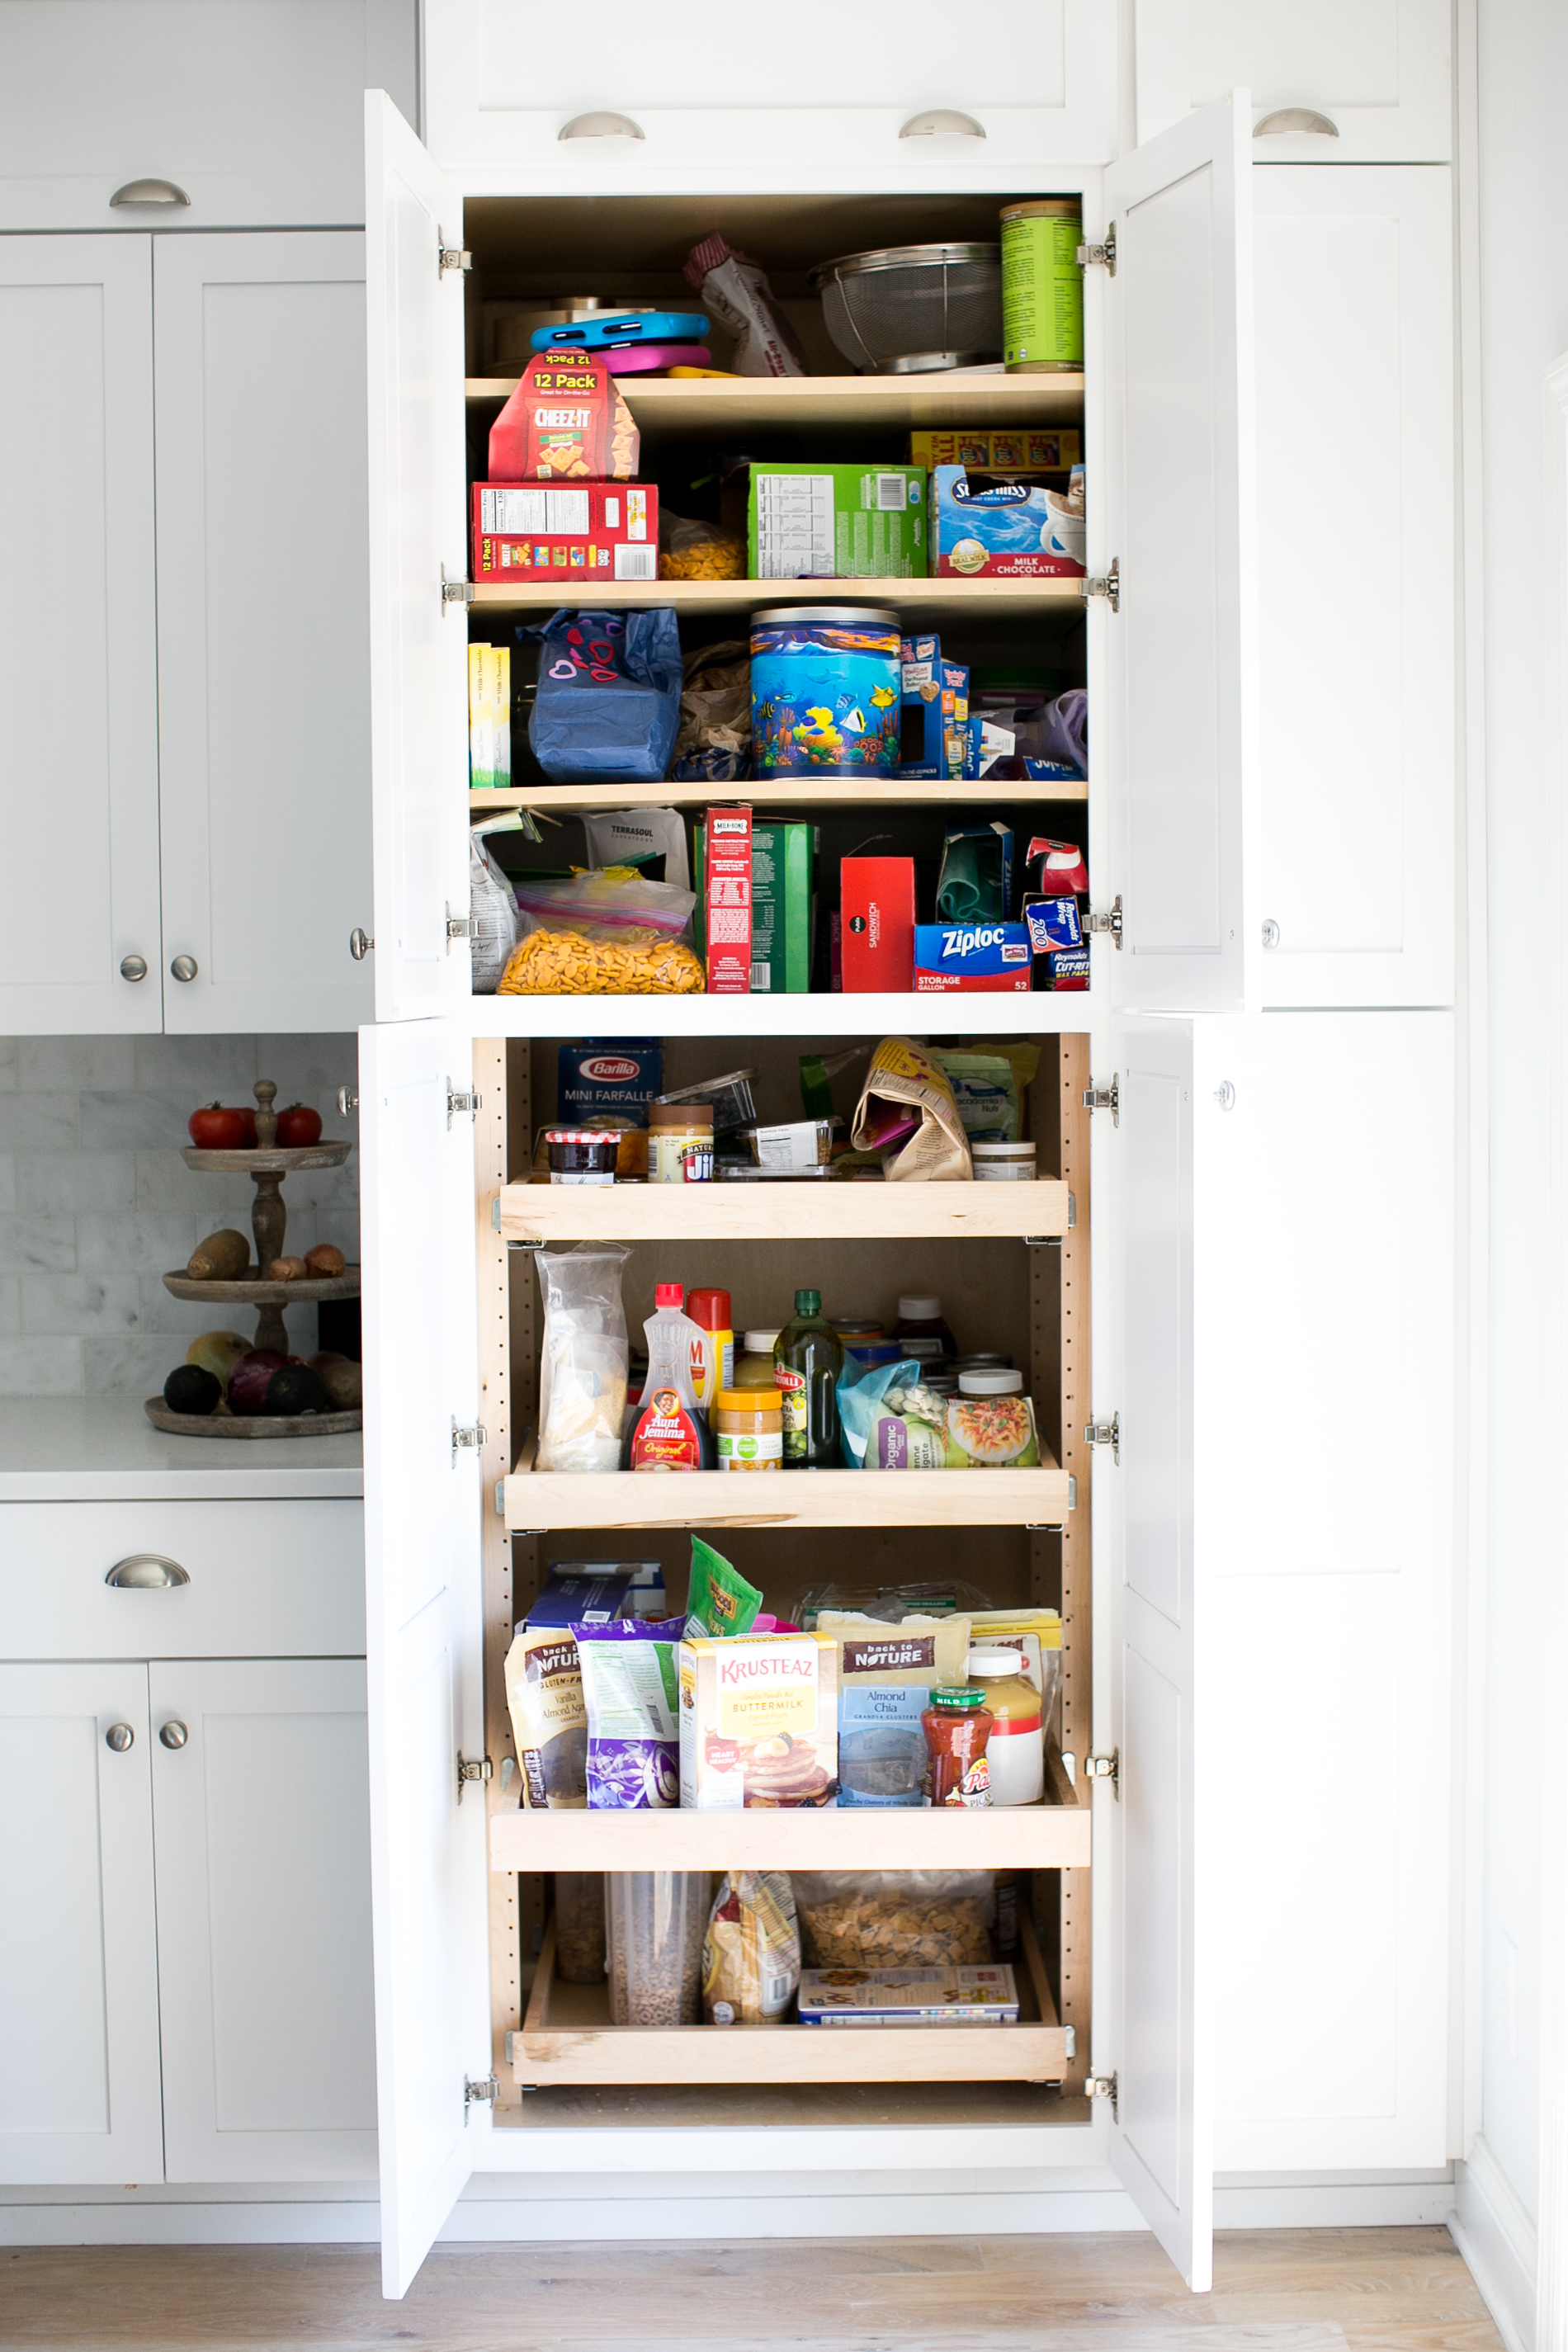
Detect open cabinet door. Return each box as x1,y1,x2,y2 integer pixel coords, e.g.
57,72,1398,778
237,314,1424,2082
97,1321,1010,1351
364,92,471,1024
1095,1017,1211,2288
360,1020,489,2295
1102,93,1257,1016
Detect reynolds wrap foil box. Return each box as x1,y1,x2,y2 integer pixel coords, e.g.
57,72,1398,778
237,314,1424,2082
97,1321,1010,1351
914,921,1033,992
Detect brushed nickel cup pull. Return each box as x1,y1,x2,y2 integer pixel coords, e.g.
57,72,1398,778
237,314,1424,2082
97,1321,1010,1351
1253,107,1339,137
106,1554,191,1589
119,954,148,981
159,1720,189,1751
110,177,191,205
900,110,985,139
105,1723,135,1752
558,111,644,140
170,954,198,982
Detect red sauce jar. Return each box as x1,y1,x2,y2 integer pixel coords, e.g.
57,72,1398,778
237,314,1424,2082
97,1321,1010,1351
921,1686,994,1807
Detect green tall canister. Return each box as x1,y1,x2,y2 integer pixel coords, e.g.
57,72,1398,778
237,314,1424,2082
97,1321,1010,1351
1001,199,1084,372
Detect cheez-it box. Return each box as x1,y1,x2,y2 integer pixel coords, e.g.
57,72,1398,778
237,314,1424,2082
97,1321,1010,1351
487,347,640,482
471,483,659,583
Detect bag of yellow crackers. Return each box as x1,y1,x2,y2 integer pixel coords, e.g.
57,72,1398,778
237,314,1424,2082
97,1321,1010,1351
498,871,706,996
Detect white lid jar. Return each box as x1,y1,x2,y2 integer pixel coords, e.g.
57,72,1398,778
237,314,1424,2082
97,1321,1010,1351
957,1367,1023,1396
971,1140,1037,1181
966,1646,1044,1806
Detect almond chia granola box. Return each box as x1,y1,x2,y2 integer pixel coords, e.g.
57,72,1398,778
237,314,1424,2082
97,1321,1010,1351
678,1630,838,1809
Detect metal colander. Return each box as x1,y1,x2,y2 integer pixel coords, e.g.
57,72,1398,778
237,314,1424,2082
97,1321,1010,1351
808,243,1003,374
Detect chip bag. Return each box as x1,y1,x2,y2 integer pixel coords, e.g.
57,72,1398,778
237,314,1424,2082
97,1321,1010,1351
851,1036,973,1182
702,1871,801,2024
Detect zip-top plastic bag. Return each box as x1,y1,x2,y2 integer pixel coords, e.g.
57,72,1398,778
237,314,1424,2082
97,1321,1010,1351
534,1244,630,1472
499,870,705,995
529,607,682,785
837,1358,951,1470
469,822,520,993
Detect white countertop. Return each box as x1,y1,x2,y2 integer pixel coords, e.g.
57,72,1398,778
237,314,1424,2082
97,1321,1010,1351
0,1396,363,1501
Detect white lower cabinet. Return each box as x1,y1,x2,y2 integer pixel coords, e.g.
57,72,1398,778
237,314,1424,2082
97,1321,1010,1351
0,1662,164,2184
151,1659,378,2183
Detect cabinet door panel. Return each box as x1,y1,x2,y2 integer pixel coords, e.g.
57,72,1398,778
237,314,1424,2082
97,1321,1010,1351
153,234,375,1032
1195,1011,1453,2168
1136,0,1451,160
149,1657,377,2181
0,238,162,1034
0,1662,163,2183
1253,169,1453,1006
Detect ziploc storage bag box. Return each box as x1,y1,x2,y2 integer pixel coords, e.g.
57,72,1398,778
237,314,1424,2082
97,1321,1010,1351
899,635,969,780
472,482,658,582
678,1630,838,1809
932,463,1085,579
749,463,927,579
914,921,1033,991
696,820,815,992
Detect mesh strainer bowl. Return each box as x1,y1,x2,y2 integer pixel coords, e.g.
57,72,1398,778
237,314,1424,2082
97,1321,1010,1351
808,243,1003,374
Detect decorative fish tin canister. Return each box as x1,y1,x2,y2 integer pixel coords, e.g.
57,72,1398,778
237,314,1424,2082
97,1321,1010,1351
750,607,902,780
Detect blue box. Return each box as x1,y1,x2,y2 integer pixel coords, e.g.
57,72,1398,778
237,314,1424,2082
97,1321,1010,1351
932,462,1085,580
913,921,1032,992
524,1563,644,1632
558,1041,662,1126
1023,895,1084,953
898,635,969,780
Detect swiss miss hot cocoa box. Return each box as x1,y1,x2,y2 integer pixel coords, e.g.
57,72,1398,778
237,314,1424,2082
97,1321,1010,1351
678,1630,838,1809
487,347,640,482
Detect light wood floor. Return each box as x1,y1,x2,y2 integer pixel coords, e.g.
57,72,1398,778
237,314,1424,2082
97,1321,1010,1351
0,2226,1503,2352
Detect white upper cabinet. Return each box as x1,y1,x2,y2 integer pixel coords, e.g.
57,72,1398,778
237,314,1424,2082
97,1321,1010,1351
1134,0,1452,160
1101,96,1259,1017
424,0,1116,182
0,238,163,1035
153,234,375,1032
0,0,418,230
1251,168,1453,1007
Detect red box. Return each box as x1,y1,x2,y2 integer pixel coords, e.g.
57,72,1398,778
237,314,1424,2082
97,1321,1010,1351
705,808,753,995
841,857,915,992
472,483,659,583
487,347,640,480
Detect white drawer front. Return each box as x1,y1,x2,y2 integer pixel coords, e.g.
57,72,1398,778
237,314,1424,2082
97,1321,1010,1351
0,1501,364,1658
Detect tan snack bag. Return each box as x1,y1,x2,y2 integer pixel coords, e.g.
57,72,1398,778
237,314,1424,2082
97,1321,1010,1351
702,1871,801,2024
852,1036,974,1182
503,1627,587,1809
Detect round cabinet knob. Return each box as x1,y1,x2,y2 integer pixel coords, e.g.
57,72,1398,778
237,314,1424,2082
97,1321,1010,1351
1261,919,1280,949
119,953,148,982
349,929,374,961
170,954,198,982
337,1085,359,1115
105,1723,135,1753
1214,1080,1236,1112
159,1720,189,1751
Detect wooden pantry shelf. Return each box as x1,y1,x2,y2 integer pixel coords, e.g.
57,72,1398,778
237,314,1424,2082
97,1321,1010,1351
470,772,1087,815
497,1176,1068,1244
465,371,1086,437
469,576,1085,629
469,994,1092,1041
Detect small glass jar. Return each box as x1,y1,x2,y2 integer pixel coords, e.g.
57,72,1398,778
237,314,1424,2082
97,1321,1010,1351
892,1293,956,1363
649,1101,715,1184
544,1128,619,1185
921,1685,994,1807
972,1140,1037,1182
830,1316,885,1344
714,1387,783,1472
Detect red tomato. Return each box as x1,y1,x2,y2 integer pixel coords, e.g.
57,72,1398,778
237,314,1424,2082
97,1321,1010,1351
235,1108,257,1146
276,1103,324,1147
188,1103,245,1150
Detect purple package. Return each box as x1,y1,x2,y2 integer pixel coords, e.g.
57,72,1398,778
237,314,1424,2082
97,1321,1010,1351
570,1621,680,1809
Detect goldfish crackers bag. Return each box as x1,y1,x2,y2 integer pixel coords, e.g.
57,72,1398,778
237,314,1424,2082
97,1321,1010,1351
488,347,640,482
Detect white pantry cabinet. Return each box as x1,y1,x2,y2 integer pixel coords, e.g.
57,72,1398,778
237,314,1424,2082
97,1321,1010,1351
424,0,1116,186
1134,0,1452,160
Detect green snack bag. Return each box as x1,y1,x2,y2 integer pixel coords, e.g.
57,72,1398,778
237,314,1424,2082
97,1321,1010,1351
683,1536,763,1639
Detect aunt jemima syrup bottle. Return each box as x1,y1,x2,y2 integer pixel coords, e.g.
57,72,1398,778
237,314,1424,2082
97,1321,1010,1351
625,1284,716,1471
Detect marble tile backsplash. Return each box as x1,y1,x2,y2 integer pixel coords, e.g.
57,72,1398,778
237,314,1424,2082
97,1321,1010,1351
0,1036,360,1396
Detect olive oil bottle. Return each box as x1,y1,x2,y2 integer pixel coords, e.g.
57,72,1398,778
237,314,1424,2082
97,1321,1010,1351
774,1288,843,1470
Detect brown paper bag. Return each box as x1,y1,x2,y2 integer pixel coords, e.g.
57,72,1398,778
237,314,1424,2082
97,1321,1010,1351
851,1036,974,1182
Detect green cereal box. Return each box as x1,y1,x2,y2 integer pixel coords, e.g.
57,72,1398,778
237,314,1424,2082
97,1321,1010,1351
695,820,815,994
749,464,927,579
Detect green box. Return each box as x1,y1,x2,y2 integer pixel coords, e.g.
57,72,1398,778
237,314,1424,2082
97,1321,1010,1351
696,819,816,993
749,464,927,580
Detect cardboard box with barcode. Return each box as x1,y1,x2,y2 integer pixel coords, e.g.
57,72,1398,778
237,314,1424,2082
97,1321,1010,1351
749,463,927,579
472,483,658,583
678,1629,838,1809
696,816,815,994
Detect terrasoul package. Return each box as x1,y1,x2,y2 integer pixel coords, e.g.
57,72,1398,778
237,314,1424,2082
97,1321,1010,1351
678,1628,838,1808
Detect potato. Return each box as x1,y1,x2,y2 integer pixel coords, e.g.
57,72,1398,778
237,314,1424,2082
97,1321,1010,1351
187,1229,250,1282
304,1243,347,1278
319,1359,361,1410
266,1256,309,1282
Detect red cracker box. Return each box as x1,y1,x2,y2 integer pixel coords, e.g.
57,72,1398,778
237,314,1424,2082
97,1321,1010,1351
841,857,916,992
705,808,753,995
487,347,640,481
472,483,659,583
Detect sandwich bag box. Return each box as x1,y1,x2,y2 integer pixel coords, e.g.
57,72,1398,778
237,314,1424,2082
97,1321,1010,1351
678,1630,838,1808
749,463,927,579
914,922,1033,992
472,482,658,582
841,857,916,992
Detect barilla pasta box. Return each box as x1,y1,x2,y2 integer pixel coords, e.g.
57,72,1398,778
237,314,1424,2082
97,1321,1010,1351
932,463,1086,579
914,921,1033,992
704,808,753,994
472,482,659,582
678,1630,838,1809
557,1041,662,1124
909,428,1081,471
487,346,640,480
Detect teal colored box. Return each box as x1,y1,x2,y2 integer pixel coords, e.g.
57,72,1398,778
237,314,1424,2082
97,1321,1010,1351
749,464,927,579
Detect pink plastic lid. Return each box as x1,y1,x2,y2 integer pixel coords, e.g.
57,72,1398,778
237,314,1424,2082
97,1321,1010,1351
601,342,712,375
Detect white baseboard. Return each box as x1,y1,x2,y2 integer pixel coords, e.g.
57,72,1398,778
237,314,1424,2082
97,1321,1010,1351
1452,2136,1537,2352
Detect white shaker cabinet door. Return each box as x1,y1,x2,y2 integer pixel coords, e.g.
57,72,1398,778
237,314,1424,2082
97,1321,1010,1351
0,1662,164,2184
425,0,1115,182
0,238,163,1034
1135,0,1451,159
1252,169,1453,1007
1196,1011,1454,2169
153,234,375,1032
149,1657,379,2183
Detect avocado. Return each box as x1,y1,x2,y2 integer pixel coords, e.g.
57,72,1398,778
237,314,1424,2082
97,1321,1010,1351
187,1228,251,1282
163,1363,222,1416
264,1363,332,1418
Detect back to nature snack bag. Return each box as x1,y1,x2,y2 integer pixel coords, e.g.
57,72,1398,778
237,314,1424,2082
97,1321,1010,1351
503,1627,587,1809
821,1611,972,1807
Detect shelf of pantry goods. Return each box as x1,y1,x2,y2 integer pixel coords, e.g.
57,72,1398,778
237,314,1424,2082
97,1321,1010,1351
470,576,1085,628
468,994,1093,1040
497,1176,1068,1244
464,373,1085,436
470,772,1088,814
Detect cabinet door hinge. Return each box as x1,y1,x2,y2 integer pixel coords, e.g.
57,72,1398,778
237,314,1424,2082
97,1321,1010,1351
442,564,475,612
457,1754,494,1803
464,2070,498,2118
439,231,473,278
447,1078,482,1125
1085,895,1124,949
1085,2069,1118,2115
1084,1747,1119,1795
446,903,479,949
451,1417,486,1462
1084,1413,1120,1463
1082,1076,1119,1125
1076,223,1116,275
1081,557,1120,612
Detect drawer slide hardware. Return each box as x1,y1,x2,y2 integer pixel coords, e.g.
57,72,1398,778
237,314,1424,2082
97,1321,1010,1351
1084,1413,1121,1463
438,234,473,278
457,1755,494,1804
1085,2070,1118,2115
1083,1076,1119,1125
1081,558,1120,612
451,1418,486,1462
1067,1474,1078,1511
1084,1748,1120,1795
442,565,475,612
1021,1235,1061,1249
1085,895,1124,948
447,1079,482,1124
1076,224,1116,275
464,2071,498,2118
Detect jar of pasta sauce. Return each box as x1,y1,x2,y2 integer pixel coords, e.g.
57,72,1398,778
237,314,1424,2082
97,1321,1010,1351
921,1685,994,1807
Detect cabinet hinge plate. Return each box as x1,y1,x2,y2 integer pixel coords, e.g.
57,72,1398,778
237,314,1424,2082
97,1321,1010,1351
1085,2069,1118,2115
1085,895,1124,948
451,1417,486,1462
446,903,479,949
1082,1075,1119,1125
447,1078,482,1125
442,564,475,612
464,2070,498,2116
1084,1747,1119,1794
439,244,473,279
1084,1413,1120,1464
1076,223,1116,275
1081,557,1120,612
457,1754,494,1803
